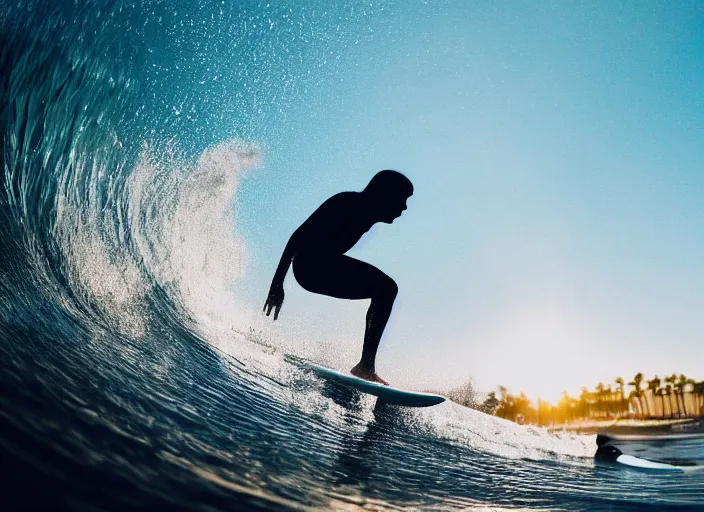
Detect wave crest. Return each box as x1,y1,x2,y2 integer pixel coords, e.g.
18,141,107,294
1,5,260,337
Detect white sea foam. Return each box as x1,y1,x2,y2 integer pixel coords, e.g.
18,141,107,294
126,140,260,333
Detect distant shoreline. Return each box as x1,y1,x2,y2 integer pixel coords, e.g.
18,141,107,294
548,417,704,435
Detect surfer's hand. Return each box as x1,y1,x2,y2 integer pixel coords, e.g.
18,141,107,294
264,283,284,320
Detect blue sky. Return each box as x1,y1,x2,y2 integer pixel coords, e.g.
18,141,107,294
180,1,704,402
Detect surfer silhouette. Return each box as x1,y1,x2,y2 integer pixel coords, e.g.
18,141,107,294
264,170,413,386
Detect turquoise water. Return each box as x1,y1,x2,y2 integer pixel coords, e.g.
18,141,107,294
1,1,703,510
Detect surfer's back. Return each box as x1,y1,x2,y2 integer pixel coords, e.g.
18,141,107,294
295,192,374,257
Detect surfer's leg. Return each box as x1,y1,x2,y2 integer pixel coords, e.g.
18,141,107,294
353,277,397,381
293,255,397,384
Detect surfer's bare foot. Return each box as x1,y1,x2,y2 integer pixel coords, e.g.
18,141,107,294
350,363,389,386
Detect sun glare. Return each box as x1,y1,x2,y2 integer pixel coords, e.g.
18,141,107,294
478,302,595,406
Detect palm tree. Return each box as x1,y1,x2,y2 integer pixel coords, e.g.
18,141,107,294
595,382,605,418
615,377,625,417
658,387,670,418
664,374,679,418
647,376,662,418
605,385,614,416
579,387,592,419
674,374,686,416
628,372,647,418
678,374,698,417
695,381,704,416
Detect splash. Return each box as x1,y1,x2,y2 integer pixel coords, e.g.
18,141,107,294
127,139,260,333
51,139,261,339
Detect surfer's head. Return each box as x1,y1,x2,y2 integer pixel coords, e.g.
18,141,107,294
363,170,414,224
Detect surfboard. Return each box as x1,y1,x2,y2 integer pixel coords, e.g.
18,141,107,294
596,432,704,466
614,454,685,471
298,359,446,407
595,433,703,472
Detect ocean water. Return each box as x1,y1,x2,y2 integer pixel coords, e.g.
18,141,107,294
1,2,703,510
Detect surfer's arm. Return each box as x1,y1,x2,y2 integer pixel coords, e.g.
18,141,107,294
264,227,303,320
264,197,341,319
273,227,302,286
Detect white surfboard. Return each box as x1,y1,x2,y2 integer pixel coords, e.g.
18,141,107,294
298,359,445,407
596,432,704,469
615,454,685,471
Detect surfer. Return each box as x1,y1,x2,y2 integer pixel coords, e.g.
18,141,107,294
263,170,414,386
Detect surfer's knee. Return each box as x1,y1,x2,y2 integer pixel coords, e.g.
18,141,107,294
375,275,398,303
